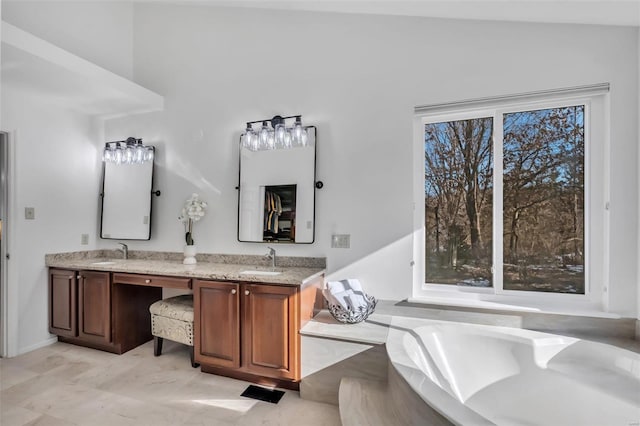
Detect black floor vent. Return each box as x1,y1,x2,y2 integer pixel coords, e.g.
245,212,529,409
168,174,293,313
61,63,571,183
240,385,285,404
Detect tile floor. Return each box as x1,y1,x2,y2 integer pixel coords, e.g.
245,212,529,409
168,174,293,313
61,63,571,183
0,341,341,426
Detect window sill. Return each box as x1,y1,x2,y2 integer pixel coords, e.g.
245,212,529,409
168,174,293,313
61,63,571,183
411,284,618,319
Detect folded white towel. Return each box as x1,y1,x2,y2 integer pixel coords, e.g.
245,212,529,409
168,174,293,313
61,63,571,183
323,289,349,310
326,279,363,294
325,289,369,311
345,292,368,310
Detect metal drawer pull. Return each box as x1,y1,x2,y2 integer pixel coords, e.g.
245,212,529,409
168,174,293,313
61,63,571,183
145,279,151,284
231,289,237,294
245,290,250,296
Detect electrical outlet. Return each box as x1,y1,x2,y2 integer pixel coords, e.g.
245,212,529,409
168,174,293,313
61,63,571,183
331,234,350,249
143,216,149,225
24,207,35,220
81,234,89,245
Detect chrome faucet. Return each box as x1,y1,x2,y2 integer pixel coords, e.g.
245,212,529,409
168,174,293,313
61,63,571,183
265,246,276,269
117,242,128,260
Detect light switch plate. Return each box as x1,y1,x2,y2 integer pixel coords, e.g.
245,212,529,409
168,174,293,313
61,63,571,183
331,234,350,249
25,207,35,220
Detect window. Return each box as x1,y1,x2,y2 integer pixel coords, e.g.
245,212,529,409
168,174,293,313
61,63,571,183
502,106,584,294
419,94,598,297
424,117,494,288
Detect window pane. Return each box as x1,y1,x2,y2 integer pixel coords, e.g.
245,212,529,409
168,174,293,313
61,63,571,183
503,106,585,294
424,118,493,287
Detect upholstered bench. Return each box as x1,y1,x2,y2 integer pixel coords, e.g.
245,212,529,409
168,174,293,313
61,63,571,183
149,294,198,368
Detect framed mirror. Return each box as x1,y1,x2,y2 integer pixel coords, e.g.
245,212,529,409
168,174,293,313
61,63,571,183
100,145,155,240
238,127,317,243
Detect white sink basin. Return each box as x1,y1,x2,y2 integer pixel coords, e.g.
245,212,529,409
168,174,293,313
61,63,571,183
240,270,282,276
91,261,117,265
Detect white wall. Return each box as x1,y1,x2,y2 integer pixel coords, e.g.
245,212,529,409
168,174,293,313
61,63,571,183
1,4,639,355
1,88,102,354
2,0,134,79
1,1,133,354
103,4,639,315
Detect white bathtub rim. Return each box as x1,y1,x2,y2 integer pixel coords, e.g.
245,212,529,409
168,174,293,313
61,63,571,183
385,316,640,426
386,318,496,425
388,360,493,426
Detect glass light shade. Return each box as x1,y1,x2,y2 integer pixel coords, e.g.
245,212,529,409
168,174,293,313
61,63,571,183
242,124,257,151
293,118,304,146
102,146,113,162
241,132,251,150
135,144,146,163
251,131,259,151
284,129,292,148
259,122,270,150
144,147,154,162
114,145,124,164
241,116,309,151
267,130,275,149
275,124,286,148
125,146,134,164
103,140,153,164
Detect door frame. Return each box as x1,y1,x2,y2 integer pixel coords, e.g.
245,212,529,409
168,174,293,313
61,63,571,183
0,131,17,357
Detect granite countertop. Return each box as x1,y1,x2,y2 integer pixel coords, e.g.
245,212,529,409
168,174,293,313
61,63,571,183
45,250,326,286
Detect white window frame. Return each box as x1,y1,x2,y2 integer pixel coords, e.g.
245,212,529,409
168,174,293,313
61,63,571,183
412,85,610,312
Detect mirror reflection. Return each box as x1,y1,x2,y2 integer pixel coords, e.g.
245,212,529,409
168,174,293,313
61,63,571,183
238,127,316,243
100,147,154,240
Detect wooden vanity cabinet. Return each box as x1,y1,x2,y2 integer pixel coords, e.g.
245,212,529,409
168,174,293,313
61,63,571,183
48,265,322,385
194,279,312,388
242,283,298,380
194,280,240,369
49,268,111,345
49,269,77,338
78,270,112,344
49,269,164,354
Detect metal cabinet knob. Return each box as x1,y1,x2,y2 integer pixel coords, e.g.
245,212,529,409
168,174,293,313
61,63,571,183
76,275,81,279
231,289,237,294
145,279,151,284
245,290,250,296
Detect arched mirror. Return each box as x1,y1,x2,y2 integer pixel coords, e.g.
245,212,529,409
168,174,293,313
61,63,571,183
237,119,317,244
100,138,155,240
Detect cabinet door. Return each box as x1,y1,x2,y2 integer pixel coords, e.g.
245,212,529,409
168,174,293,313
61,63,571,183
49,269,77,337
77,271,111,344
194,280,240,368
242,284,298,380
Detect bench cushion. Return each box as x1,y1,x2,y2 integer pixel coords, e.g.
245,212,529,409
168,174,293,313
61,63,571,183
149,294,194,322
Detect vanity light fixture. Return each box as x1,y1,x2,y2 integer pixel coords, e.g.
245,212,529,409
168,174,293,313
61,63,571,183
102,137,154,165
241,115,310,151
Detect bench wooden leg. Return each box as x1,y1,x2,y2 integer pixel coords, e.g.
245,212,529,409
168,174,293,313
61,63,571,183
154,336,163,356
190,346,199,368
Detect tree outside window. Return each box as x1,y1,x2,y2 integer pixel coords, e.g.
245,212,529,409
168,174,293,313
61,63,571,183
424,105,585,294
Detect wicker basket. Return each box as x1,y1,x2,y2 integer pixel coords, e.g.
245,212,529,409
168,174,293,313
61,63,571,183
326,294,377,324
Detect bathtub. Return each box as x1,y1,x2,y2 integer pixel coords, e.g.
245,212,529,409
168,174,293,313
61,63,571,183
386,317,640,426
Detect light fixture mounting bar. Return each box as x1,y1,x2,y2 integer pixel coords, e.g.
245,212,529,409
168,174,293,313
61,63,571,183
245,115,302,128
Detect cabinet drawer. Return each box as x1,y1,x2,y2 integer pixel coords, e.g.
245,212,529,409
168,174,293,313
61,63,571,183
113,273,191,289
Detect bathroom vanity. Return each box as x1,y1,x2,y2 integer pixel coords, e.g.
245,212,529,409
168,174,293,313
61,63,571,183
46,251,325,389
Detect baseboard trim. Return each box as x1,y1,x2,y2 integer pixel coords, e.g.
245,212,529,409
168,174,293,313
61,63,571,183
16,336,58,357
